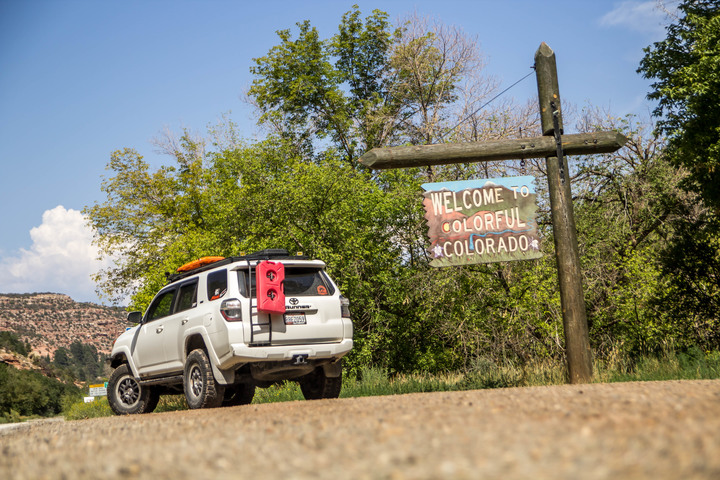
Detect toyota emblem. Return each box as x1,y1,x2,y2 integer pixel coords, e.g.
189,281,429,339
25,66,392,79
289,297,299,306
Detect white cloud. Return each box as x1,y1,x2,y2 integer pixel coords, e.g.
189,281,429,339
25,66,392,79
0,205,110,303
600,1,677,36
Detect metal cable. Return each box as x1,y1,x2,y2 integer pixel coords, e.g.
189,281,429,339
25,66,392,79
437,66,536,142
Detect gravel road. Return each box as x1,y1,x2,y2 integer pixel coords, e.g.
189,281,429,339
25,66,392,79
1,379,719,479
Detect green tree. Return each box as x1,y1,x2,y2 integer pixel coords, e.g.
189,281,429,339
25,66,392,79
53,347,71,368
248,6,498,165
68,341,101,381
638,1,720,353
0,363,80,419
0,332,29,356
657,212,720,350
85,137,215,306
248,7,396,163
51,342,102,382
570,112,683,356
638,0,720,209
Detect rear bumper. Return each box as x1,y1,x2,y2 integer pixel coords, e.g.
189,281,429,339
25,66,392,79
218,339,353,368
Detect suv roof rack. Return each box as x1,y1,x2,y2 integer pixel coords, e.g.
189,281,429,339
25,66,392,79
239,248,292,260
165,249,310,284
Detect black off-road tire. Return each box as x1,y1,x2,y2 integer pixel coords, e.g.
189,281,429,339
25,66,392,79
299,367,342,400
184,349,225,409
223,383,256,406
108,364,160,415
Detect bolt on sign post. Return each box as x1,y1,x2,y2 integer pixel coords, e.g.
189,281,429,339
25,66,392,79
422,176,542,267
359,43,626,384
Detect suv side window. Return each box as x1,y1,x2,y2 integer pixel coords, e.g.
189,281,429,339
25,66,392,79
175,281,198,312
207,270,227,301
145,289,176,322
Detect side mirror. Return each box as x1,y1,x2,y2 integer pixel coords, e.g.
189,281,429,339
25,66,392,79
127,311,142,324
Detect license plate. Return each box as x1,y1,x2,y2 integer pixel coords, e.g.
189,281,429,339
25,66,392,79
284,313,306,325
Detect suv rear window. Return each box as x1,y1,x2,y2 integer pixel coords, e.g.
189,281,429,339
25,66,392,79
207,270,228,301
238,266,335,297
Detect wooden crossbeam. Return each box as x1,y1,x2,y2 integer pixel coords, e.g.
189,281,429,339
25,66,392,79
359,131,627,169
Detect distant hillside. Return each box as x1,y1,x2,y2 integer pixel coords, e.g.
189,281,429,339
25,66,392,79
0,293,127,357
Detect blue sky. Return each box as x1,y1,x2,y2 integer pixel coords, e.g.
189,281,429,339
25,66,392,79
0,0,675,303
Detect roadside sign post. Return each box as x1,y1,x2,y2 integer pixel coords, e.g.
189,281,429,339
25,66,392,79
359,43,626,384
89,382,108,397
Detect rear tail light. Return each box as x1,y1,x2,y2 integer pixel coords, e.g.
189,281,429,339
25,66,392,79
220,298,243,322
340,296,351,318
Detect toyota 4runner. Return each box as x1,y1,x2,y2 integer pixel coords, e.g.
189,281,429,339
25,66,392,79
106,249,353,415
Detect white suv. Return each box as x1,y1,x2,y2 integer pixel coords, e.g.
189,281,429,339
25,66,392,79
106,249,353,415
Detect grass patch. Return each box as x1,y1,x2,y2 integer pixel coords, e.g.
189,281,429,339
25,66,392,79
458,357,567,390
252,381,304,403
155,395,189,412
64,397,112,420
341,367,462,397
596,346,720,383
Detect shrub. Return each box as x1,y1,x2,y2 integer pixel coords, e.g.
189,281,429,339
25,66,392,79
64,397,112,420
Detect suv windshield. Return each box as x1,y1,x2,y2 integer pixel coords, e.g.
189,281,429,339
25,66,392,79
238,266,335,297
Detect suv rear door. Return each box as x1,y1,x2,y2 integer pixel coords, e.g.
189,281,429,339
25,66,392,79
237,263,345,346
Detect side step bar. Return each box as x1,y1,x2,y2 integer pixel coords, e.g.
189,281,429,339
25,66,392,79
139,375,184,387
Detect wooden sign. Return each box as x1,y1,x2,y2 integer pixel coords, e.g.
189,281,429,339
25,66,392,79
422,176,542,267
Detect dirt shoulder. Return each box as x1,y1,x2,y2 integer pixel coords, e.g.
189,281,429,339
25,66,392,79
2,379,719,479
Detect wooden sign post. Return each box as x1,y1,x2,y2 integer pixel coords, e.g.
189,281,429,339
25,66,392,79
359,43,626,384
534,42,593,384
